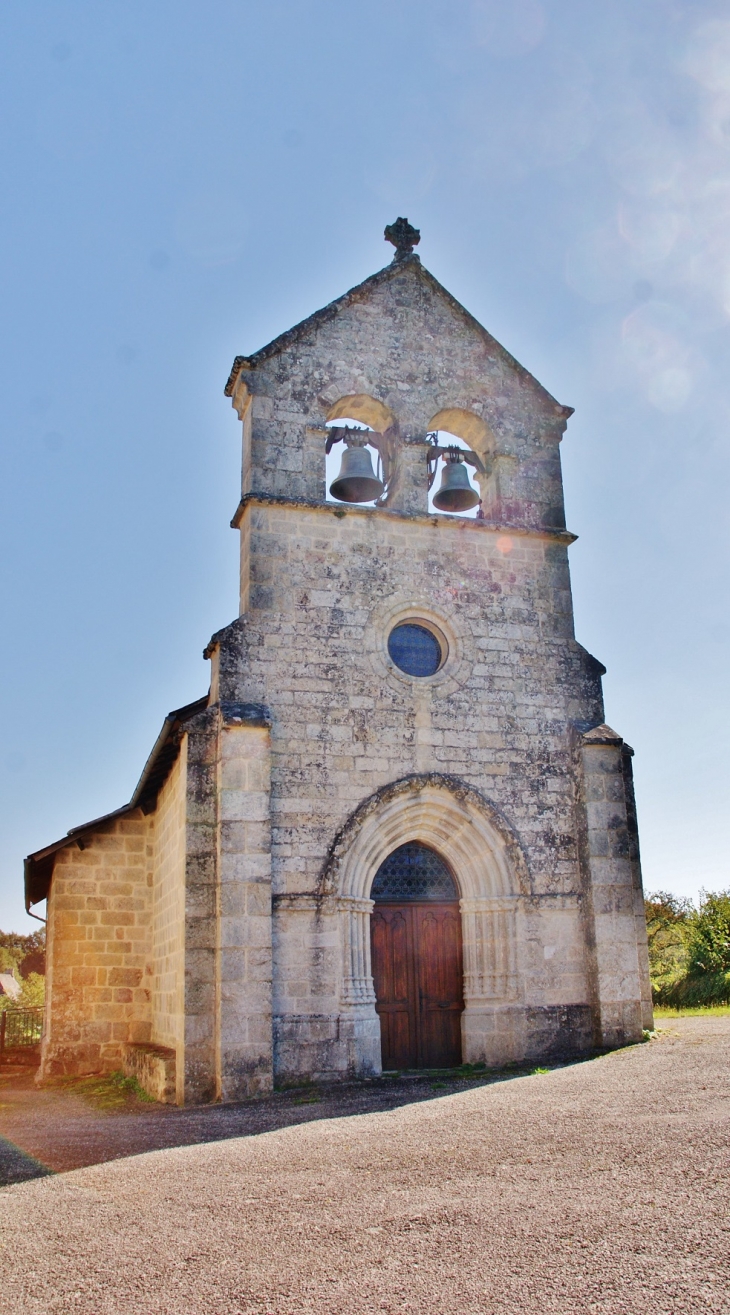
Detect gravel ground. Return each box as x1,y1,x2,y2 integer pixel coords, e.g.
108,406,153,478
0,1017,728,1315
0,1065,524,1183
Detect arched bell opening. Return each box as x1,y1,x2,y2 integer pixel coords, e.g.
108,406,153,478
370,842,463,1070
325,418,383,506
426,408,496,518
325,395,396,507
427,431,483,518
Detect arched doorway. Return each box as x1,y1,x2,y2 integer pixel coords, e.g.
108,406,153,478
370,842,463,1069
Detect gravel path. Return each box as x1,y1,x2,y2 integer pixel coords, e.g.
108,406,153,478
0,1017,728,1315
0,1066,523,1183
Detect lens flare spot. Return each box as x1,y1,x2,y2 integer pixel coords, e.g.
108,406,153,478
496,535,513,554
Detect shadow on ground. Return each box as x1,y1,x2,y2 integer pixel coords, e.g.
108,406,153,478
0,1055,586,1186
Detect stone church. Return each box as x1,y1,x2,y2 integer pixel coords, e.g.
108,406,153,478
26,220,652,1104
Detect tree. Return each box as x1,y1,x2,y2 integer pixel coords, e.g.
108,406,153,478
644,891,693,994
687,890,730,976
0,929,46,1012
18,972,45,1009
0,928,45,978
647,888,730,1007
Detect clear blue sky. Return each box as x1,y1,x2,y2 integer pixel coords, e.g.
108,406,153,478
1,0,728,931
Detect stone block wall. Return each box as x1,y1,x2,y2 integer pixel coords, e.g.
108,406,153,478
179,708,219,1103
623,747,654,1031
121,1041,176,1103
219,501,602,898
156,706,275,1105
40,812,153,1078
39,709,276,1101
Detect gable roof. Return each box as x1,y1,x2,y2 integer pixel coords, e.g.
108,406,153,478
224,253,572,418
24,695,208,911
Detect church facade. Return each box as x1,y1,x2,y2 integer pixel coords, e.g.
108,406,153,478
26,222,652,1104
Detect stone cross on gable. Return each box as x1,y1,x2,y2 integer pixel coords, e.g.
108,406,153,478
384,217,421,261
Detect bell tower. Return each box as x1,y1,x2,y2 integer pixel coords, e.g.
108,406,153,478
30,220,652,1103
207,219,652,1087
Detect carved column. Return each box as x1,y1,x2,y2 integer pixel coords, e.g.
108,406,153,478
461,897,518,1002
338,896,380,1078
340,896,376,1006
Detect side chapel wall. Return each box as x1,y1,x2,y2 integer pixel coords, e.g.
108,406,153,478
40,812,153,1078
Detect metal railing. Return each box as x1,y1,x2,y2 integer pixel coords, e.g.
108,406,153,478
0,1007,44,1058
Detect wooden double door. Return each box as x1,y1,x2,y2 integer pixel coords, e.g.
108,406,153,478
371,902,463,1070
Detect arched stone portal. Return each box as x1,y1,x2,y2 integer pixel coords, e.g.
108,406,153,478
323,775,528,1073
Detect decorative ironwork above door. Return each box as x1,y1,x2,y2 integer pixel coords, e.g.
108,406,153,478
371,842,458,902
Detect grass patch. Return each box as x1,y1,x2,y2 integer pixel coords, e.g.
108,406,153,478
46,1070,155,1109
275,1076,317,1093
658,1005,729,1018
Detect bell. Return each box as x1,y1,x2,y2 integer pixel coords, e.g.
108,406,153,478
432,452,480,513
329,442,385,503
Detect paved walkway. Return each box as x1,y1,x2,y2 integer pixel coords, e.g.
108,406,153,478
1,1018,728,1314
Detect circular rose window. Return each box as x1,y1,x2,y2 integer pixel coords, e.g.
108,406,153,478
387,622,444,677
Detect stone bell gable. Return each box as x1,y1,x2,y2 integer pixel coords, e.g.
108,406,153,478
225,251,572,532
27,222,652,1103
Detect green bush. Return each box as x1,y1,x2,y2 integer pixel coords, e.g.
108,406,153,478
0,929,46,1012
18,972,45,1009
657,970,730,1008
0,970,45,1012
648,889,730,1007
686,890,730,975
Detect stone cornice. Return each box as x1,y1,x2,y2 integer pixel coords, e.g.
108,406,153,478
229,492,577,544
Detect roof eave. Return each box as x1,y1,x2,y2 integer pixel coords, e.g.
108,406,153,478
224,258,403,395
24,694,209,911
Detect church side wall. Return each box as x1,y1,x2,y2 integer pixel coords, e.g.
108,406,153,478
40,812,153,1078
151,739,187,1068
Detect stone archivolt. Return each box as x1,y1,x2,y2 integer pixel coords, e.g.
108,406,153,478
330,775,524,1014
